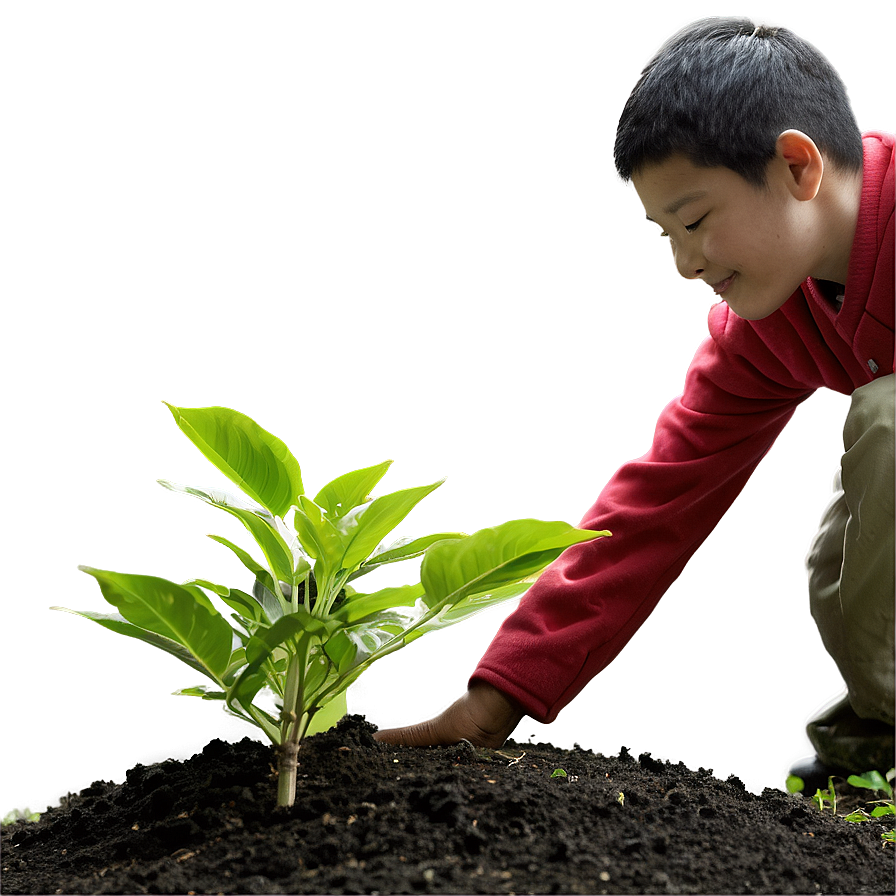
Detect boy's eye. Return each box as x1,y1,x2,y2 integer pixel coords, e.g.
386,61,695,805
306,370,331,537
685,216,705,233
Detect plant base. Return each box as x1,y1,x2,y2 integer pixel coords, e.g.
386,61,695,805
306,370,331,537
276,741,299,808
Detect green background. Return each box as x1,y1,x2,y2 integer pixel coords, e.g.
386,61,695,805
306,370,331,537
2,0,883,816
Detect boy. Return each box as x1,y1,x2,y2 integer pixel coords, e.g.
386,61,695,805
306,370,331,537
376,18,894,785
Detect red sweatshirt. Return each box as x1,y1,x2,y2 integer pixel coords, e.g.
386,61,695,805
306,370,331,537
472,132,895,724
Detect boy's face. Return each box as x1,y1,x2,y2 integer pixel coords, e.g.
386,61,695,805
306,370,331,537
632,154,822,320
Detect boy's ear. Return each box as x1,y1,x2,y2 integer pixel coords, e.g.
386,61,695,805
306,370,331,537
774,130,824,200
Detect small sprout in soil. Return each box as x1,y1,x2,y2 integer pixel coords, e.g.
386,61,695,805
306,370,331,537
617,791,625,807
2,808,40,826
551,768,568,778
811,777,838,814
843,769,896,846
785,774,805,794
55,404,609,809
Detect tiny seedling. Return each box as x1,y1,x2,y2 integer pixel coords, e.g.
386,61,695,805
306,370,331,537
785,774,805,794
56,404,609,808
2,808,40,826
551,768,568,778
843,769,895,846
616,791,625,807
811,776,838,815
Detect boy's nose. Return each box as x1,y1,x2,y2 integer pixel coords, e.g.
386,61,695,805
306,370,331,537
674,245,706,279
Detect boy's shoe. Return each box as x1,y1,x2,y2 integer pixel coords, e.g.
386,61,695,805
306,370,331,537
805,694,895,774
788,755,851,793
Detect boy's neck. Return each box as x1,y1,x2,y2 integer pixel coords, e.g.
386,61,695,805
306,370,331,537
812,166,863,286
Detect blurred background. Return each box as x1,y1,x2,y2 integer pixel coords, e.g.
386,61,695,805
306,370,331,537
2,1,889,815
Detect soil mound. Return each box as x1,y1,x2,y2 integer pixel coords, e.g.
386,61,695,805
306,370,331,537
2,715,893,894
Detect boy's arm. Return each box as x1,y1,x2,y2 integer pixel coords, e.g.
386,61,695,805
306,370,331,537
472,321,817,724
379,309,824,744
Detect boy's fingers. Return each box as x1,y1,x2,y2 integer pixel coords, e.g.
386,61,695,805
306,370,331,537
374,717,460,748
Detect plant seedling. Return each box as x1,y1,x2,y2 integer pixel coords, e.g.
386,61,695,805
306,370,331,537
811,777,838,815
843,769,895,845
1,808,40,826
785,774,805,794
56,404,609,808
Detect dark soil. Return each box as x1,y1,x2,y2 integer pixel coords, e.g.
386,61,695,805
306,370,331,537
2,716,893,895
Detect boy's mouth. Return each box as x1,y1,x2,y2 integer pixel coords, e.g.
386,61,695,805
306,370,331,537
710,274,735,295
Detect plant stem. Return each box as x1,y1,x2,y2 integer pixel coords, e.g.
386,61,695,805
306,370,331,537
277,741,299,808
275,639,313,808
276,712,311,808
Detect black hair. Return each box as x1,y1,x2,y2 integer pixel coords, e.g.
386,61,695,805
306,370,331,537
614,17,863,185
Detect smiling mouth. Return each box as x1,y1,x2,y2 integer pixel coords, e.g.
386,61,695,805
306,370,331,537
710,274,736,295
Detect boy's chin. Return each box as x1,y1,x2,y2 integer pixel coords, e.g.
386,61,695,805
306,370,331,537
722,290,793,321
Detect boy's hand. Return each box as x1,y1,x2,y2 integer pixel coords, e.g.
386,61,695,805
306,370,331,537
373,680,524,749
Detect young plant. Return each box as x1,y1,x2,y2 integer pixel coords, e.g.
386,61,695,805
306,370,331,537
2,808,40,827
811,776,838,814
55,404,609,808
844,769,896,846
785,774,805,794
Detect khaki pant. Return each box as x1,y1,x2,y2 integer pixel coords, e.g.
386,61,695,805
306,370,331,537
806,374,895,766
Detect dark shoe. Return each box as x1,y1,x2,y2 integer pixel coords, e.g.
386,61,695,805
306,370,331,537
788,755,851,793
806,694,895,773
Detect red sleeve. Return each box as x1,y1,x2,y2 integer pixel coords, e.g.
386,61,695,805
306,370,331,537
472,313,815,723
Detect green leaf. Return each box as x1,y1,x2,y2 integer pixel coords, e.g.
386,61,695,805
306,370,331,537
52,607,225,683
164,403,304,517
333,582,427,624
243,610,337,666
174,686,227,700
421,519,609,607
228,508,303,582
183,578,230,597
252,579,287,622
166,479,308,585
325,611,412,675
314,461,393,518
216,587,273,626
228,666,272,717
844,810,870,823
347,533,466,581
848,771,893,796
306,690,347,736
207,534,278,595
293,496,346,567
156,479,271,520
301,648,336,696
339,480,445,569
785,775,805,794
427,582,532,630
76,568,234,680
181,580,265,637
872,804,896,817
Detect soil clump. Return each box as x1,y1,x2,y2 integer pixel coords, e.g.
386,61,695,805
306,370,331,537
2,715,893,894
